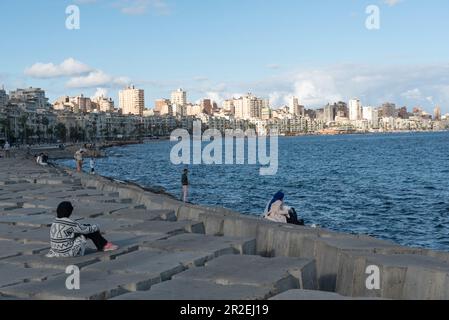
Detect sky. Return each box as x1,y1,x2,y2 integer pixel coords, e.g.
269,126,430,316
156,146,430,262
1,0,449,113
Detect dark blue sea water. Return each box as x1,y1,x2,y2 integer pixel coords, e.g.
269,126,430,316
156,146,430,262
58,132,449,251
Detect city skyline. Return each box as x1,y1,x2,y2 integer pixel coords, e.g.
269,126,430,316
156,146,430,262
1,0,449,113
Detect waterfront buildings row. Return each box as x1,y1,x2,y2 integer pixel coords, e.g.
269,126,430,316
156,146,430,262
1,85,449,144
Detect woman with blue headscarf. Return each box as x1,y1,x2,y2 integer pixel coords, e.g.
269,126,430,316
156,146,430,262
263,191,305,225
263,191,291,223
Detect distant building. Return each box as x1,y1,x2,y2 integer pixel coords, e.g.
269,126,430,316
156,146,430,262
154,99,171,113
222,99,235,115
362,106,379,128
9,87,49,110
201,99,213,115
434,106,441,121
92,95,114,113
0,86,8,107
171,88,187,107
119,85,145,116
233,93,266,120
72,94,93,113
349,99,362,121
288,97,304,116
323,103,337,123
381,103,397,118
398,106,409,119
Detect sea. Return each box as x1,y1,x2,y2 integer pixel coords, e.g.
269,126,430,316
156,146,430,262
57,131,449,251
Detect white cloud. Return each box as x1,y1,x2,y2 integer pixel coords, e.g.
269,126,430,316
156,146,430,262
66,71,130,88
401,88,422,100
114,0,170,15
25,58,92,78
92,88,108,99
384,0,403,6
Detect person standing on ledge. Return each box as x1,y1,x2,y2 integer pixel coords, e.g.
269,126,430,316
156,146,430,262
90,157,96,175
3,141,11,158
181,168,189,203
74,149,84,172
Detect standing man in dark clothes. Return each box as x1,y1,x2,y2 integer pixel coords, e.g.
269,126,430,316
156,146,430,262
181,168,189,203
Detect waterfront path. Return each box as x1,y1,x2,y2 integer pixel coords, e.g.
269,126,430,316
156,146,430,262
1,156,449,300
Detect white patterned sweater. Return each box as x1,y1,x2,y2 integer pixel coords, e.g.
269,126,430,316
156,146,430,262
46,218,99,258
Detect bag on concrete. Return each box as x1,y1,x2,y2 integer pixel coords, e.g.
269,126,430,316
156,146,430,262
287,208,305,226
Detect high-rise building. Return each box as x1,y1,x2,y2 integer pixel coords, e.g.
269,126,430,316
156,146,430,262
335,101,349,118
234,93,265,120
154,99,171,113
349,99,362,121
0,86,8,107
398,106,409,119
223,99,235,114
171,88,187,107
92,95,114,113
9,87,49,110
434,106,442,121
119,85,145,116
201,99,213,115
362,106,379,127
381,103,397,118
72,94,93,113
323,103,337,123
288,97,304,116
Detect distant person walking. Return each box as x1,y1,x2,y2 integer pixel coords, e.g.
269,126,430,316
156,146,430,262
90,158,96,175
3,141,11,158
181,168,189,203
74,149,85,172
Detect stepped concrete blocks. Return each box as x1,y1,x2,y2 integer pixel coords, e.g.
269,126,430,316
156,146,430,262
270,289,351,300
0,263,63,288
112,279,272,300
336,251,449,300
0,239,49,260
0,214,54,228
113,220,205,236
173,255,317,295
0,270,155,300
141,233,256,257
107,208,177,222
313,236,401,292
177,205,209,222
86,249,211,281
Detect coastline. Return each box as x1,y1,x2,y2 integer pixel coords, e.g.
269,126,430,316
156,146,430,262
1,153,449,299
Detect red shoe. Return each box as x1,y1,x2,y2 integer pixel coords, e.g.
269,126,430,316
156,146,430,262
103,242,119,252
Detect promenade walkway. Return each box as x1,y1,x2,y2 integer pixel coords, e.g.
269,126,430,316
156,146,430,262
1,156,449,300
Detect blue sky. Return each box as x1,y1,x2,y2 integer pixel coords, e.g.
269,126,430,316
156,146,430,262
1,0,449,113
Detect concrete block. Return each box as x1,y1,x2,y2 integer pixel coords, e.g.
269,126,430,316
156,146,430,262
0,214,54,228
270,289,351,300
336,251,449,300
86,249,211,280
0,270,157,300
106,208,177,222
0,239,49,260
113,220,205,236
174,255,317,294
0,263,62,288
141,233,256,256
112,279,271,300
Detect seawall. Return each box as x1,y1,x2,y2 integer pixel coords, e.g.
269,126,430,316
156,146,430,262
77,169,449,299
1,154,449,300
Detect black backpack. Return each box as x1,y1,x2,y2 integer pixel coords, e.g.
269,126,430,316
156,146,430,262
287,208,305,226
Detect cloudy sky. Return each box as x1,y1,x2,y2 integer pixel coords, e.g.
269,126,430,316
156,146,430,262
1,0,449,113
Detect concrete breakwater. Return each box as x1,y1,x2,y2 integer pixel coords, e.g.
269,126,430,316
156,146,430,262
1,157,449,300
